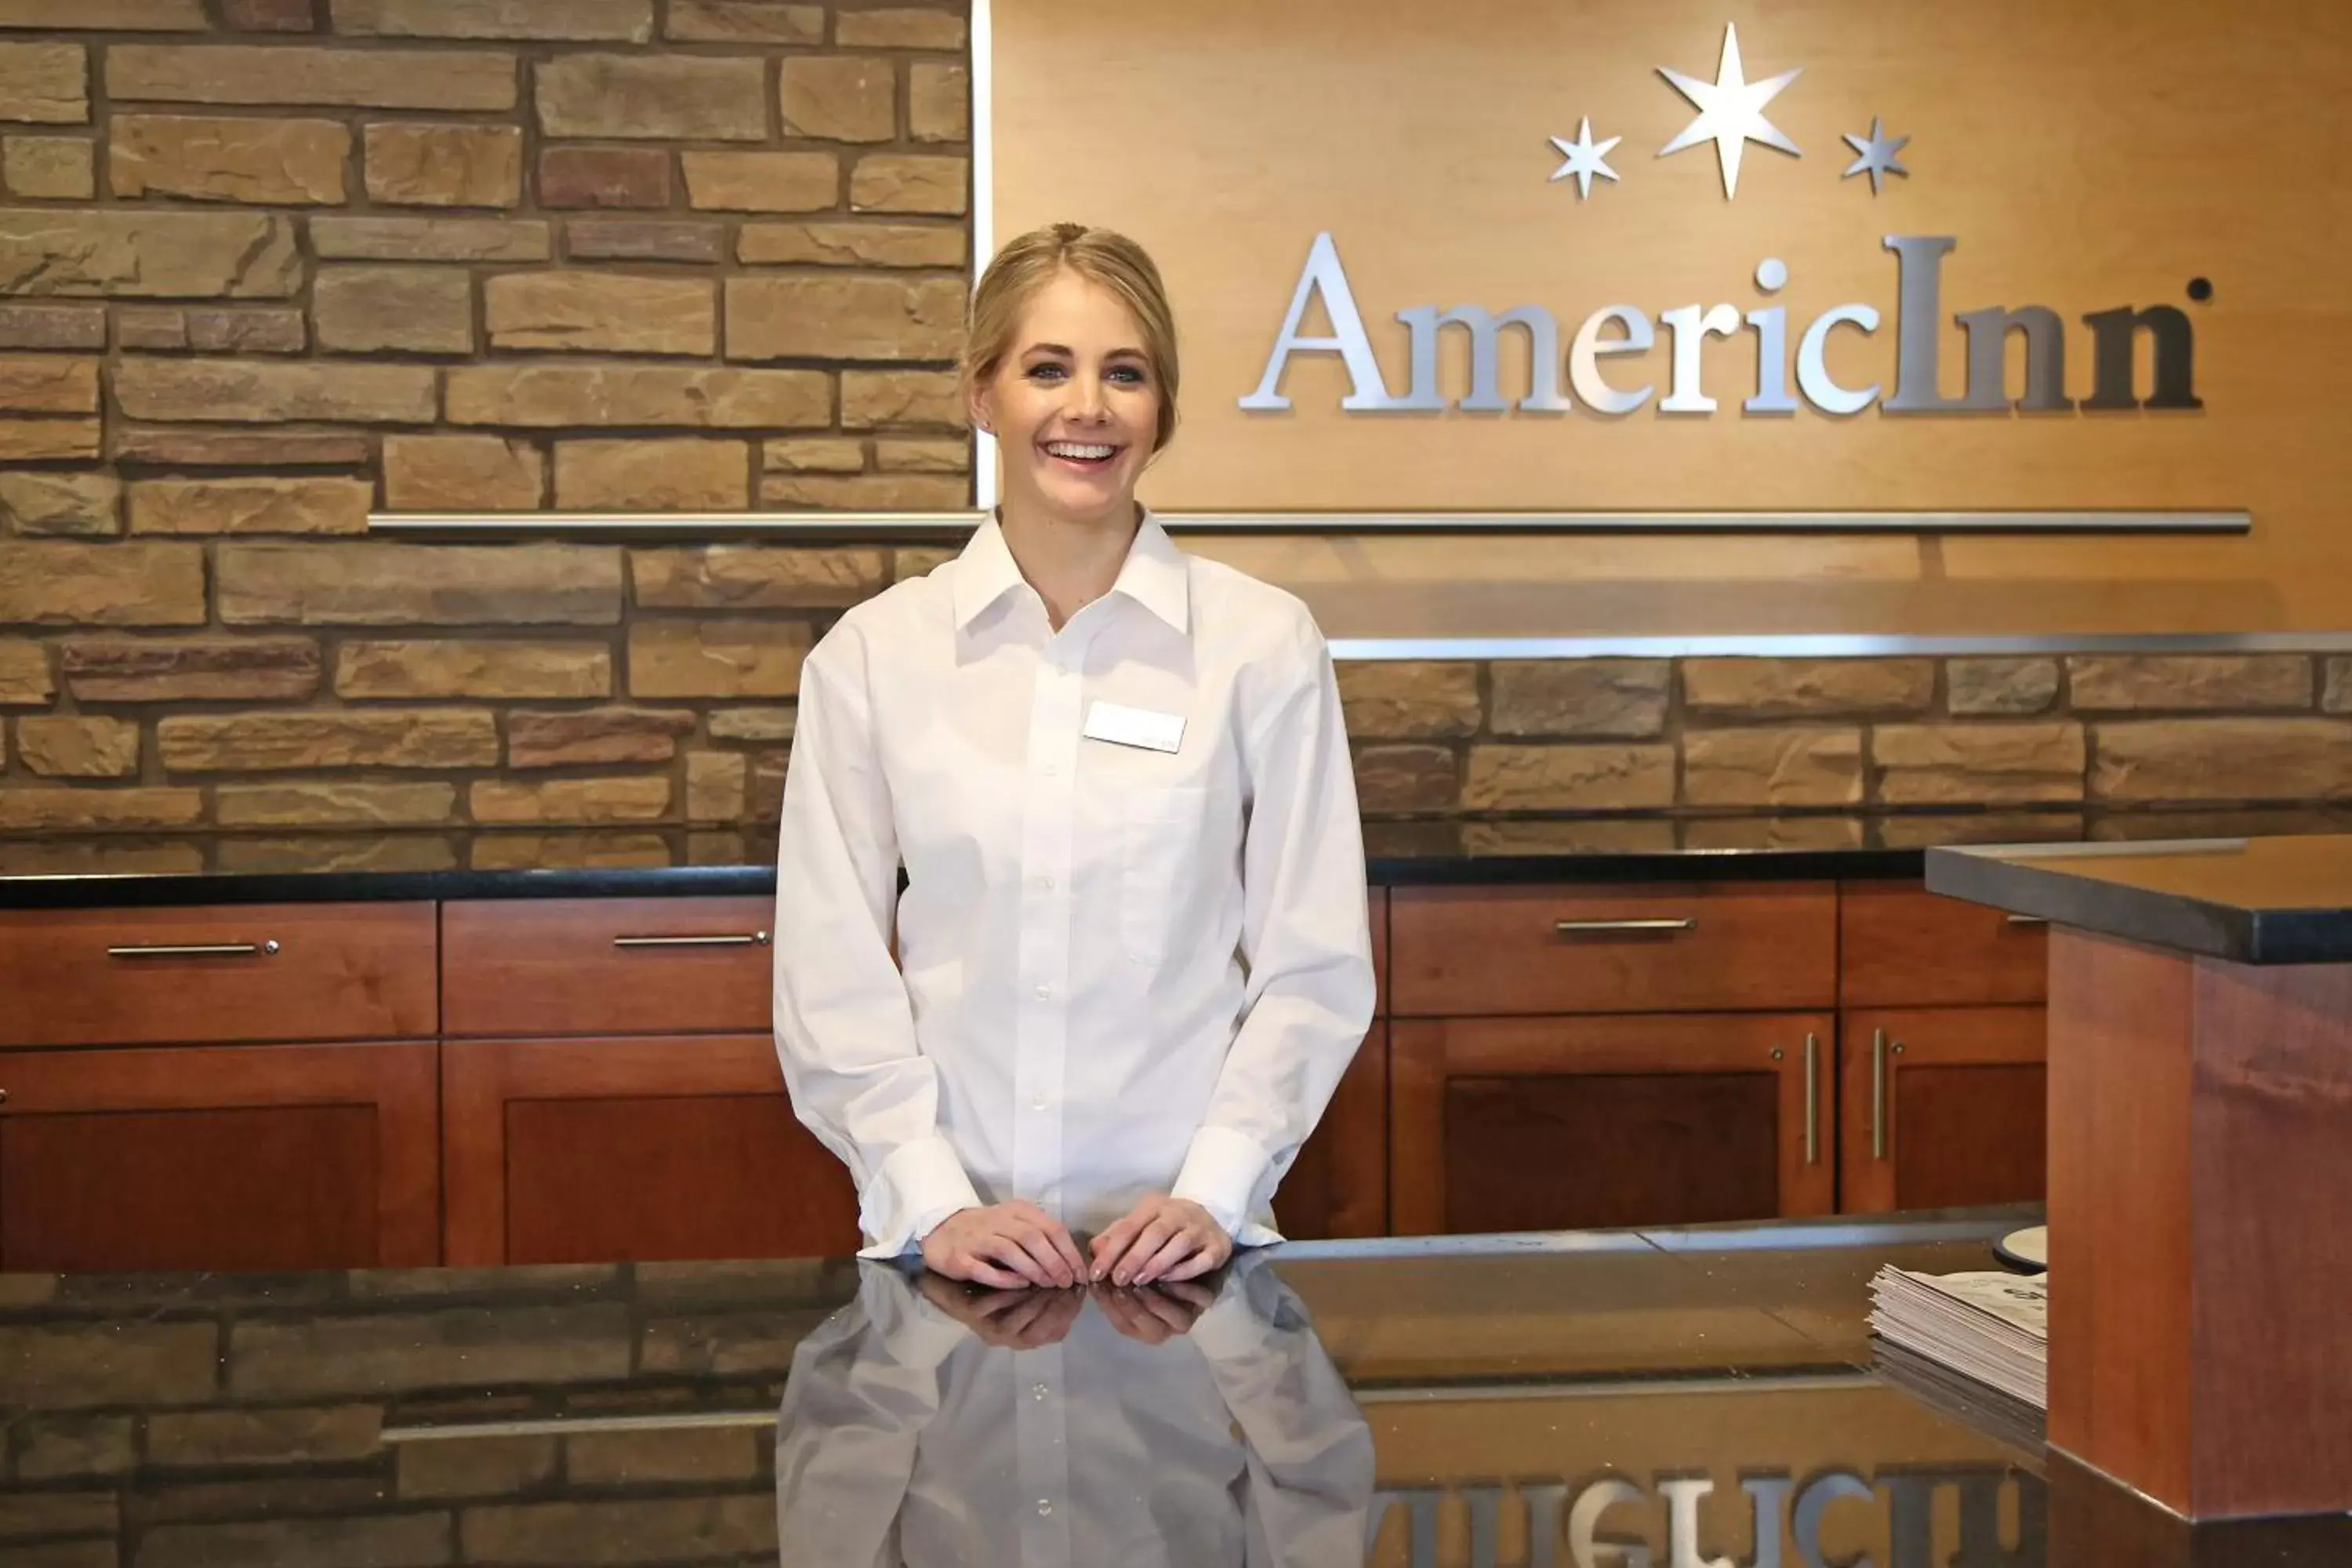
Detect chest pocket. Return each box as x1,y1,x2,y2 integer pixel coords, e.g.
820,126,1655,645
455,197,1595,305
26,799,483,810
1119,785,1210,964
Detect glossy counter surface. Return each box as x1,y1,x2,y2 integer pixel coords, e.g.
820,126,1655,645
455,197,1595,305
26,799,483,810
5,1210,2347,1563
5,808,2352,908
1928,834,2352,964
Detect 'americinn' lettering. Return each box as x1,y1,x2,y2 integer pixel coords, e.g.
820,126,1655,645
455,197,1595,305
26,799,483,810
1240,231,2201,418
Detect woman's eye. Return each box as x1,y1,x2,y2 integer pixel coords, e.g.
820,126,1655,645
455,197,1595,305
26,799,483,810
1109,367,1146,385
1025,363,1065,381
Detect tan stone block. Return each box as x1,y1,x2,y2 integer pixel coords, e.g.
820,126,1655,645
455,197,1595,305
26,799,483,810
1681,725,1862,808
664,0,820,42
470,830,670,869
215,779,456,827
1462,743,1675,811
223,0,317,29
397,1435,554,1499
1875,811,2085,849
632,545,887,608
383,434,543,511
835,7,965,47
136,1516,453,1568
116,358,436,423
365,122,521,208
762,436,866,474
1873,721,2086,805
780,56,894,143
750,751,786,822
739,220,964,268
0,786,203,829
688,827,748,862
0,635,51,702
1352,742,1457,812
684,748,746,822
486,273,715,354
234,1304,634,1398
107,43,517,110
5,134,94,197
62,636,320,701
0,354,93,412
312,215,549,260
0,1494,116,1548
472,773,673,825
335,0,652,40
336,639,611,699
216,835,459,873
874,436,967,473
188,308,305,354
537,144,670,209
0,1319,216,1406
0,541,205,625
115,305,187,350
564,218,720,263
129,477,372,536
219,543,623,626
566,1424,758,1484
445,364,830,429
1334,662,1478,740
2090,718,2352,803
680,149,836,212
0,302,102,347
1946,657,2059,717
16,714,140,776
554,437,746,510
112,428,370,466
850,152,967,214
0,41,84,123
110,114,348,204
0,0,204,25
1682,657,1935,717
908,61,967,142
0,470,117,535
313,266,474,354
1489,659,1670,738
0,209,300,297
707,706,792,742
506,706,691,767
161,708,499,771
892,544,953,579
758,473,966,509
0,840,201,875
146,1405,383,1467
0,416,96,458
1461,819,1676,855
535,53,764,140
2066,653,2314,712
840,368,962,428
1682,815,1866,852
2325,657,2352,714
16,1415,135,1480
630,619,808,698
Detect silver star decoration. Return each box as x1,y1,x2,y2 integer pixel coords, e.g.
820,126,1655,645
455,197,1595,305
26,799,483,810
1547,117,1622,200
1657,23,1802,200
1841,116,1911,194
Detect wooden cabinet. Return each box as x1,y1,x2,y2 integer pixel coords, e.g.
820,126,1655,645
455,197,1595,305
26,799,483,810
0,1040,438,1273
441,897,775,1038
1389,1012,1835,1235
1838,1006,2047,1213
1839,881,2047,1007
1273,1025,1388,1240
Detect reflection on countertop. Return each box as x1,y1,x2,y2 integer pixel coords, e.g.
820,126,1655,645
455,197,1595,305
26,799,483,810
6,1209,2350,1563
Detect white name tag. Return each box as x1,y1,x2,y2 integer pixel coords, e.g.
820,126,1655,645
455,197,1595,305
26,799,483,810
1082,700,1186,754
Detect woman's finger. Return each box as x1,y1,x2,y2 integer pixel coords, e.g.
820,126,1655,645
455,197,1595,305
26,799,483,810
1042,1221,1090,1283
1161,1276,1218,1308
1090,1212,1145,1279
1129,1225,1201,1287
1132,1286,1196,1336
1007,1222,1078,1287
1114,1216,1182,1285
1161,1243,1229,1284
958,1254,1028,1291
978,1232,1056,1288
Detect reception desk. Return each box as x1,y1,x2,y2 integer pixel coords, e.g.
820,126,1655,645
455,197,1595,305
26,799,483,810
1929,836,2352,1522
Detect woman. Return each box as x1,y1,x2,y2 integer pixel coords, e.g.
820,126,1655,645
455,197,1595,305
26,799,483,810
773,222,1375,1291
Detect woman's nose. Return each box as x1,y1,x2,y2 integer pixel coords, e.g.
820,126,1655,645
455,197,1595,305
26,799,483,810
1065,373,1109,421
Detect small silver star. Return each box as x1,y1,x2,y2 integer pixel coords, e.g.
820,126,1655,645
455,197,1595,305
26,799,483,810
1547,117,1622,200
1841,116,1911,195
1657,23,1802,201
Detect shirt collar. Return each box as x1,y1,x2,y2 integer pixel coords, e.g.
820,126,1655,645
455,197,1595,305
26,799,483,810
950,510,1191,637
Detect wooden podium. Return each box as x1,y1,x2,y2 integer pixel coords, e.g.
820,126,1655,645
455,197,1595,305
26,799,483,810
1929,836,2352,1521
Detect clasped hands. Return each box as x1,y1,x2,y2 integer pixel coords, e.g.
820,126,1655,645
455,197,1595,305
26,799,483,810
920,1193,1232,1291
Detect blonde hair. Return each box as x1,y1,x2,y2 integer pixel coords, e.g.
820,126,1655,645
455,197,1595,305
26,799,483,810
962,222,1181,453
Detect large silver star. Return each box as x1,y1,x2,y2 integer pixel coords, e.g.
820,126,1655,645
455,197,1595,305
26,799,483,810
1657,23,1802,200
1841,116,1910,195
1547,117,1622,200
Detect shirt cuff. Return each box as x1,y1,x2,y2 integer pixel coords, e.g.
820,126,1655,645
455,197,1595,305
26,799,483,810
1171,1125,1272,1238
855,1134,982,1258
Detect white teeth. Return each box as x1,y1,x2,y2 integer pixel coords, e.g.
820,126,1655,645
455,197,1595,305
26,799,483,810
1044,442,1115,460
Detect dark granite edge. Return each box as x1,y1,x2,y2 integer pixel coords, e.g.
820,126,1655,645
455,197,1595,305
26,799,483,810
1926,843,2266,962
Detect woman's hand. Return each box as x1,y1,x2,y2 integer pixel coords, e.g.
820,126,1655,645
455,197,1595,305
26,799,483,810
1093,1277,1218,1345
920,1201,1089,1289
916,1272,1085,1348
1088,1193,1232,1287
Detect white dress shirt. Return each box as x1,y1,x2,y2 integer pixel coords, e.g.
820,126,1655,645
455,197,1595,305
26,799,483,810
772,512,1377,1258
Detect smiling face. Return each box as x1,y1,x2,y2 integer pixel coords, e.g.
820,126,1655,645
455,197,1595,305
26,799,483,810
971,268,1164,531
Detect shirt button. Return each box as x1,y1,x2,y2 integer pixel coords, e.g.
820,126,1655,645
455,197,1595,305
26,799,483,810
1036,1500,1054,1518
1033,983,1051,1000
1034,874,1054,891
1030,1094,1048,1111
1032,1381,1050,1399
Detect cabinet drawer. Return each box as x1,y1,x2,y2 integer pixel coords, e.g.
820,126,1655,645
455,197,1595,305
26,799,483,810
0,903,437,1048
1839,880,2047,1007
1388,882,1836,1016
442,898,775,1037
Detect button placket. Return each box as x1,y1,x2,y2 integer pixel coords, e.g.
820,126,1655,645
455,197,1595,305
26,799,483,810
1010,630,1089,1208
1014,1341,1073,1568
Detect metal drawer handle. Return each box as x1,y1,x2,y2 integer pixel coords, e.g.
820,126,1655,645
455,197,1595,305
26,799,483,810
107,941,279,959
1871,1030,1909,1160
1553,918,1697,935
1802,1033,1819,1166
2005,914,2049,927
612,931,771,949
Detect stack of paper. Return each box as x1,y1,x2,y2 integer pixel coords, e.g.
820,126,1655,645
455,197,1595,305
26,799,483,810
1867,1267,2048,1410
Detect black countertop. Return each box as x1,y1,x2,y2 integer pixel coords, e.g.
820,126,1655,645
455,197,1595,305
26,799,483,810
5,1209,2345,1564
5,808,2352,909
1927,835,2352,964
